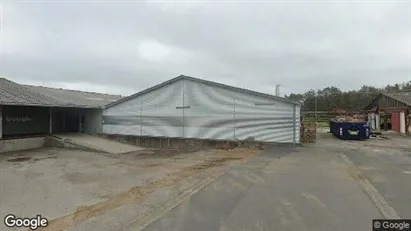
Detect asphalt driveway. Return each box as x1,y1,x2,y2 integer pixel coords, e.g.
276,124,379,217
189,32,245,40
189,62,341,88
136,144,383,231
131,132,411,231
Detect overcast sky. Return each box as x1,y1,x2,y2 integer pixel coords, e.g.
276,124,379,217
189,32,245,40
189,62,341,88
1,0,410,96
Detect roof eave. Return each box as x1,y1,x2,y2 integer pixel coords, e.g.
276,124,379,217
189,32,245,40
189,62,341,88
0,102,103,109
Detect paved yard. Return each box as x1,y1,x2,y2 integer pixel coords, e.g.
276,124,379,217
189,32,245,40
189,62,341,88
0,146,257,231
138,142,382,231
319,132,411,218
0,131,410,231
138,133,411,231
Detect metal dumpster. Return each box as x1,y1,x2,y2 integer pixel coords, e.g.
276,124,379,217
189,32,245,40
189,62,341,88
329,121,333,133
329,120,370,140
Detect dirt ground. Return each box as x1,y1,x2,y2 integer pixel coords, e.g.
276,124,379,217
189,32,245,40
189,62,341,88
0,146,258,231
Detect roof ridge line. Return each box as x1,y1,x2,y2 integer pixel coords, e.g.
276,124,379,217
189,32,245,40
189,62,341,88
104,74,300,109
23,84,122,97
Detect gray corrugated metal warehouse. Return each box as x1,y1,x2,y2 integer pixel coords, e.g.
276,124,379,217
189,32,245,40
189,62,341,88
102,75,301,144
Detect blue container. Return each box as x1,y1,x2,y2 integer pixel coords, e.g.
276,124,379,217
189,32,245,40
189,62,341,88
329,120,370,141
329,121,334,134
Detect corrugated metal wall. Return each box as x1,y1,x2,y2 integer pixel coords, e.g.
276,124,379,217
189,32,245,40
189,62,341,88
102,79,300,143
184,79,235,140
84,109,103,135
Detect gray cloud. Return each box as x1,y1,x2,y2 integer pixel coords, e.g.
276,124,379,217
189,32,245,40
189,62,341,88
2,1,410,96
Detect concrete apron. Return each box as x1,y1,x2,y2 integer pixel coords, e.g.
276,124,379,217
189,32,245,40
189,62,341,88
0,134,144,155
46,136,109,154
0,137,46,153
51,133,145,154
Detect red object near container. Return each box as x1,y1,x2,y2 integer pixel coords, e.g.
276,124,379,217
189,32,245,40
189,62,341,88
392,112,400,133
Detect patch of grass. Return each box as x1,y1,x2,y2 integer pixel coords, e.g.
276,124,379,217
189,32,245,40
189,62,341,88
302,120,329,128
317,122,329,128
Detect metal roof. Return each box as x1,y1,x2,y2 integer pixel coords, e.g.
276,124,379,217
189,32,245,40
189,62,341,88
364,91,411,110
0,78,122,108
383,92,411,107
105,75,300,109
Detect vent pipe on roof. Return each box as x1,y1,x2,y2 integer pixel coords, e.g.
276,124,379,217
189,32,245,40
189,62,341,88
275,84,281,97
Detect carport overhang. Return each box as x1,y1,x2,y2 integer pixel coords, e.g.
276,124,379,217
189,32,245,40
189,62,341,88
0,104,103,139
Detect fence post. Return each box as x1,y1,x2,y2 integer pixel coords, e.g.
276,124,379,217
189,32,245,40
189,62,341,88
293,104,296,148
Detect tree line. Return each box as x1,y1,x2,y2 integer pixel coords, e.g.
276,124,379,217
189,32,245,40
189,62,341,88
284,82,411,112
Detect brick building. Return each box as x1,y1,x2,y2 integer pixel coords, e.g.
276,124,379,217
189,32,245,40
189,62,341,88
365,92,411,134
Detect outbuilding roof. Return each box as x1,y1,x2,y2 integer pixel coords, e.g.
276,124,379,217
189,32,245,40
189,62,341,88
364,91,411,110
105,75,300,109
0,78,122,108
383,92,411,106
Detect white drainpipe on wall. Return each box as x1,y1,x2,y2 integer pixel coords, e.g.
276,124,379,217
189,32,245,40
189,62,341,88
400,111,406,134
369,112,376,130
375,114,380,131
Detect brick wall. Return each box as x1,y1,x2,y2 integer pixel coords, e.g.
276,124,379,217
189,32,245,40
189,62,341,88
392,112,400,133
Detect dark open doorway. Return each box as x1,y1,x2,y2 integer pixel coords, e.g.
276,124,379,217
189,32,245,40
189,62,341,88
80,115,85,133
380,114,392,131
52,108,80,133
65,112,80,132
